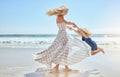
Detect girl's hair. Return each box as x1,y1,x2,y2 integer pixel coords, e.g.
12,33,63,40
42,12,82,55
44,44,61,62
81,28,92,36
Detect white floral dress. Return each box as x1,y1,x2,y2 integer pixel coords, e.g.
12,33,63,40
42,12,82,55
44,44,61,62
35,22,90,67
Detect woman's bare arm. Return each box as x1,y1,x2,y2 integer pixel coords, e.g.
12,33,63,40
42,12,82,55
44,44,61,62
64,20,75,26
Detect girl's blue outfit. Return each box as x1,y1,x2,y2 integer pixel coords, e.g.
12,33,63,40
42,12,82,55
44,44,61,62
82,37,97,51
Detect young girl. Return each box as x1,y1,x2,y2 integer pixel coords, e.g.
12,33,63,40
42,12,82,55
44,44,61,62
67,24,105,55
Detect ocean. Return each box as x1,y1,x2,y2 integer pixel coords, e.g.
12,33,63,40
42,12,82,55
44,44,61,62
0,34,120,48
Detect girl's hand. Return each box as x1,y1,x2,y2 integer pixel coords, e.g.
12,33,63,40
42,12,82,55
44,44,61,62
72,23,78,28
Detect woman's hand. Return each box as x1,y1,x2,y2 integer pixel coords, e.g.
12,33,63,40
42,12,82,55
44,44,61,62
67,26,73,30
67,21,74,24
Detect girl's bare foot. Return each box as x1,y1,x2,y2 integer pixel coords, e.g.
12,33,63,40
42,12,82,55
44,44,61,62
99,48,105,54
91,51,97,55
91,48,105,55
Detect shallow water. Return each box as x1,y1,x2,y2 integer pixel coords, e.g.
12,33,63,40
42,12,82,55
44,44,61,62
0,34,120,48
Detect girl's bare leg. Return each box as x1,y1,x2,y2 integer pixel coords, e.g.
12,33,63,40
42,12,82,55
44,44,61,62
98,48,105,54
91,48,105,55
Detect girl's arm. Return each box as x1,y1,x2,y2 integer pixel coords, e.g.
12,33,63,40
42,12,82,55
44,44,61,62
65,20,82,33
67,25,87,37
64,20,81,30
63,18,87,37
67,26,82,35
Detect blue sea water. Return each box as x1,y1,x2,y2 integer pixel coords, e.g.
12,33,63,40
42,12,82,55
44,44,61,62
0,34,120,48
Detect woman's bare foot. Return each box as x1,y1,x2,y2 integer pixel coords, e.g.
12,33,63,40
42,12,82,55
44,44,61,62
63,65,72,72
64,68,72,72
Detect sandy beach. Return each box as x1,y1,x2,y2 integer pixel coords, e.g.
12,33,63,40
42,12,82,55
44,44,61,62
0,47,120,77
0,48,41,77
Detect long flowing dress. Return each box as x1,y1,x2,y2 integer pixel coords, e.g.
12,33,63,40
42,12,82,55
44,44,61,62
34,22,91,67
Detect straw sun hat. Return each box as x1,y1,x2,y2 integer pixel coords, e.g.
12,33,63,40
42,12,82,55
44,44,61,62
46,5,68,16
81,28,92,36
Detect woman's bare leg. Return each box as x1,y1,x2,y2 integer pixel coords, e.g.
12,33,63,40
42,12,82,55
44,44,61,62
52,64,59,72
64,65,72,71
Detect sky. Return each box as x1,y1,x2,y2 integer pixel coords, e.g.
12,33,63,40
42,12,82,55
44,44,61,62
0,0,120,34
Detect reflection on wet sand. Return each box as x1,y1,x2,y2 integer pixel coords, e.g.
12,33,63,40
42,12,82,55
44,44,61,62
45,70,80,77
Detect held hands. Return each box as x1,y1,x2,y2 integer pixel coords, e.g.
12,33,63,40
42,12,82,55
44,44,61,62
67,26,74,30
67,21,78,28
67,21,81,32
67,22,75,26
67,26,78,32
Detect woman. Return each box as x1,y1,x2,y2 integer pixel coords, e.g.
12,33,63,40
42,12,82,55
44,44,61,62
67,24,105,55
34,6,90,72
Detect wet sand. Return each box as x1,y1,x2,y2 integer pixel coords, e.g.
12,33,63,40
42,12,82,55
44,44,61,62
0,48,120,77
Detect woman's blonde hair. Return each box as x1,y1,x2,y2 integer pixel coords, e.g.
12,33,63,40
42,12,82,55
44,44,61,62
46,5,68,16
